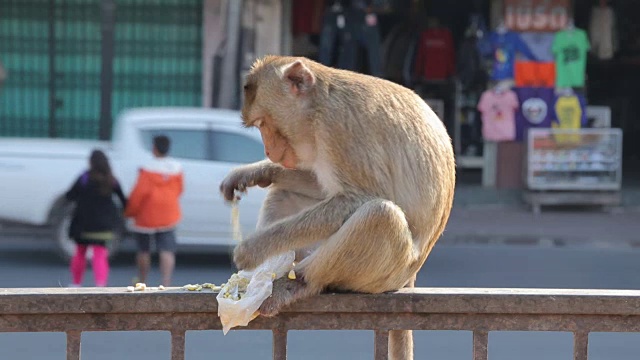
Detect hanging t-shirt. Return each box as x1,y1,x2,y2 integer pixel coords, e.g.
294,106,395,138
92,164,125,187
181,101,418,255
552,29,591,87
514,61,556,87
477,89,519,142
292,0,325,35
553,93,587,129
489,31,537,80
414,28,456,81
513,87,555,141
519,32,555,62
552,93,587,143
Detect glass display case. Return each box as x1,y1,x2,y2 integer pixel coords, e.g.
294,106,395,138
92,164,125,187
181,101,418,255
526,128,623,191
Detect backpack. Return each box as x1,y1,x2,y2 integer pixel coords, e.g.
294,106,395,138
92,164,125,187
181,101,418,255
67,173,90,239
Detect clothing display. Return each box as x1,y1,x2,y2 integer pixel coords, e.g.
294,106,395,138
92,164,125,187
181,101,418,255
589,5,618,60
339,11,383,76
414,27,456,81
318,3,383,76
514,61,555,87
457,35,488,90
292,0,326,35
318,4,348,67
488,31,537,80
513,87,555,141
554,92,587,129
477,88,519,142
519,32,555,62
382,24,418,84
552,28,591,87
551,92,587,144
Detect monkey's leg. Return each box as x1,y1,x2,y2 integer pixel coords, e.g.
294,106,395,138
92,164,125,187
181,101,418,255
260,199,417,322
300,199,417,293
302,199,417,360
255,187,324,318
233,193,376,270
257,184,324,263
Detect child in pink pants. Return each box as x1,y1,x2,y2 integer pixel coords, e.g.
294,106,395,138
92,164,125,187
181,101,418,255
65,150,127,287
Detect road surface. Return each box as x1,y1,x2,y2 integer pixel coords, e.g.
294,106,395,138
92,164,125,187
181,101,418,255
0,236,639,359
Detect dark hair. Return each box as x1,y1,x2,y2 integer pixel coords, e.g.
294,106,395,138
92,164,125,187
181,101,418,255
153,135,170,156
89,149,114,195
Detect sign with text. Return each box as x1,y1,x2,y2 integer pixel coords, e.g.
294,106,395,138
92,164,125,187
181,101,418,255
505,0,570,32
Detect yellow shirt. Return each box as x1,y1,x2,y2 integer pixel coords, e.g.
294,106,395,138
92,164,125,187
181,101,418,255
552,95,582,143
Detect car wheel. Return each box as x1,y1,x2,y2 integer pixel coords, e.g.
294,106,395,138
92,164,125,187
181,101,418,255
52,205,121,262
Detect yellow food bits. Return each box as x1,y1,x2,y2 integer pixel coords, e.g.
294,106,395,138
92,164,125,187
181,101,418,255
183,284,203,291
135,283,147,291
220,273,250,300
288,270,296,280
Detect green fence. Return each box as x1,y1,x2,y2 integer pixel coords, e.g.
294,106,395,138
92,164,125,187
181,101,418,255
0,0,203,140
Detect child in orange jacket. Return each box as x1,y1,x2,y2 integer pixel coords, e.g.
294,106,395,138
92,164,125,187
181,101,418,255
125,135,183,286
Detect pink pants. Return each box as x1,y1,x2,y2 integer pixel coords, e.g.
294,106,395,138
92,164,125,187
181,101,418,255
70,244,109,287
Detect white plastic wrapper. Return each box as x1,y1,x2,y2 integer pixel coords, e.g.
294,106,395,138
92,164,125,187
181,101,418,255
217,251,295,334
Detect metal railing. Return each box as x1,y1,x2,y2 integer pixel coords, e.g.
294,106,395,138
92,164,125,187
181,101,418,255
2,287,640,359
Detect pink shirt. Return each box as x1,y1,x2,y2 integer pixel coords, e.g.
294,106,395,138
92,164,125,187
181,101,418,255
477,89,519,141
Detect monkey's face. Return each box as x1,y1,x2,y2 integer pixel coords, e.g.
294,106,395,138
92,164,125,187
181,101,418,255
255,117,298,169
241,57,318,170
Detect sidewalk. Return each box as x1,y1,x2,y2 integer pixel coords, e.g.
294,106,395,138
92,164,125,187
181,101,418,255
441,204,640,249
444,182,640,249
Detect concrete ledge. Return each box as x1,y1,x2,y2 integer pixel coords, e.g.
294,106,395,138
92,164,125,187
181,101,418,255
2,287,640,316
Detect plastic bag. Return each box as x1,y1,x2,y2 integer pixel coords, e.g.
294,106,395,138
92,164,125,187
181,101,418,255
217,251,295,334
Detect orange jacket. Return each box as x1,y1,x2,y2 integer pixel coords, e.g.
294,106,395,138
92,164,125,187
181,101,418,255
124,158,183,232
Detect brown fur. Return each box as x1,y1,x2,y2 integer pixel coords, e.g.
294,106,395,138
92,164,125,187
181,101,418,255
220,56,456,360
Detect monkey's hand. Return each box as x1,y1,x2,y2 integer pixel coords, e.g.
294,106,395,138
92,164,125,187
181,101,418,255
219,162,280,202
233,236,268,270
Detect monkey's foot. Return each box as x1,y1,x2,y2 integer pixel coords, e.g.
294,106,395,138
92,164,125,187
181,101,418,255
259,277,308,317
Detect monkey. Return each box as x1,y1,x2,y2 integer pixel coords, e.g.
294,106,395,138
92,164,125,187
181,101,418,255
219,55,455,360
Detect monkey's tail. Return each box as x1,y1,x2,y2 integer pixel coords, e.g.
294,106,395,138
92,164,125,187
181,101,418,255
388,277,415,360
389,330,413,360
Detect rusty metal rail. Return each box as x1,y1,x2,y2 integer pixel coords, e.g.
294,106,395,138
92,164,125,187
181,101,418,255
2,287,640,359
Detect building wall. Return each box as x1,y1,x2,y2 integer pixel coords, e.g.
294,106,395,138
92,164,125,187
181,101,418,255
0,0,204,139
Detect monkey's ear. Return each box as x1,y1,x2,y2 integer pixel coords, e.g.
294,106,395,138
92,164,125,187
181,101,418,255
283,60,316,96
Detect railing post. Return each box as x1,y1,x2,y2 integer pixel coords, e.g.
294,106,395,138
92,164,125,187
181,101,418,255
574,332,589,360
374,330,389,360
171,330,186,360
273,328,288,360
66,330,81,360
473,331,488,360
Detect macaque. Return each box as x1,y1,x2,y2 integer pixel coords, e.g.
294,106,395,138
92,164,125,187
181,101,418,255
220,56,455,360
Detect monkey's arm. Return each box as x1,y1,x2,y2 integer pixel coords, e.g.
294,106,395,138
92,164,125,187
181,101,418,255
220,159,323,201
234,194,368,270
271,169,325,200
220,159,283,201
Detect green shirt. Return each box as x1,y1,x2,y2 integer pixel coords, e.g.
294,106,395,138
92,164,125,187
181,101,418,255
552,29,590,88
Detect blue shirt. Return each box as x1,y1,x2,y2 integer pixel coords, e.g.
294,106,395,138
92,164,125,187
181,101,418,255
520,32,555,62
489,31,537,80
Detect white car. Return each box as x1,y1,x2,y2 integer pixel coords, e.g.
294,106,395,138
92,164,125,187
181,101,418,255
0,107,268,259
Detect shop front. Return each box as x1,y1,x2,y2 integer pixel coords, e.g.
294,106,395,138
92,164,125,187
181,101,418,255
208,0,635,210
